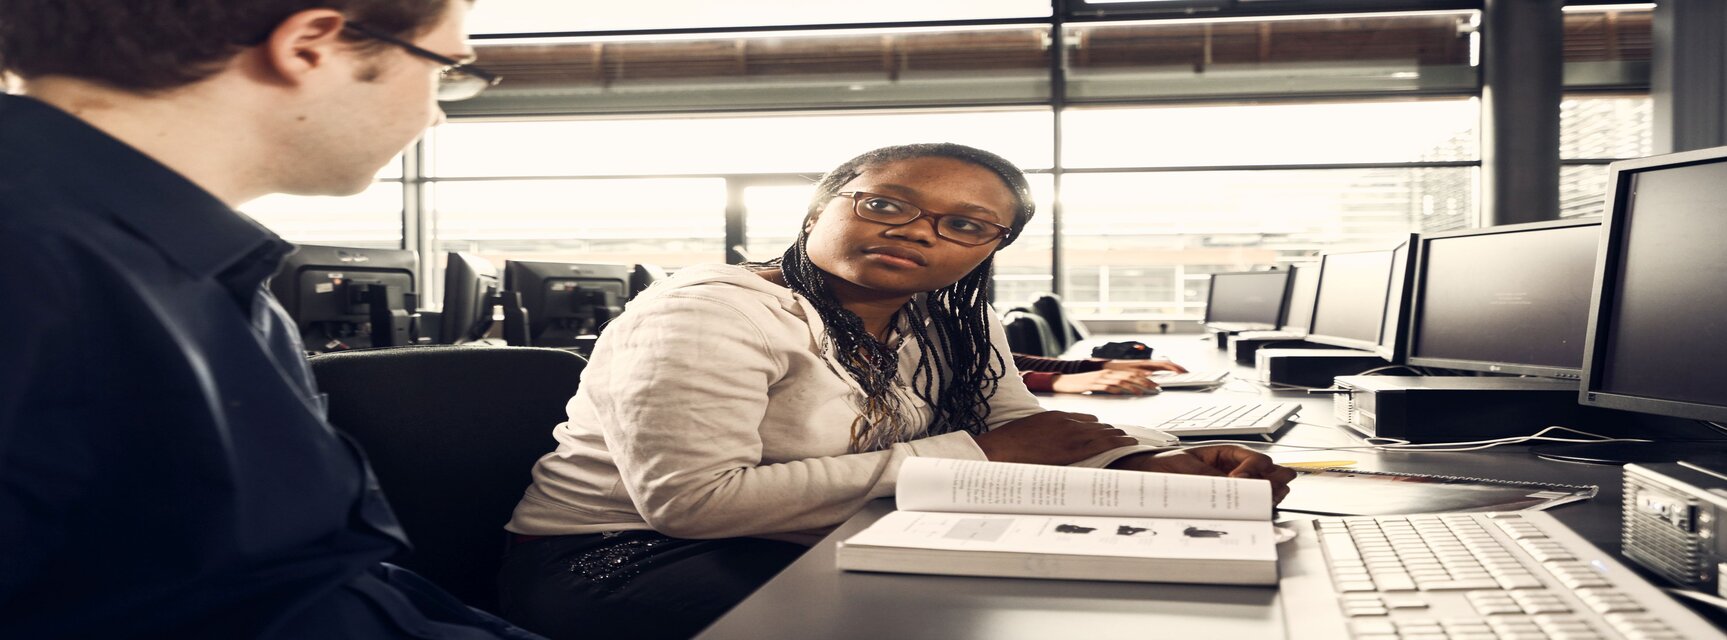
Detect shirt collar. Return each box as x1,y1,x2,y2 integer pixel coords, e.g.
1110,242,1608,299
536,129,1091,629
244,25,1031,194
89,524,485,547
0,93,288,280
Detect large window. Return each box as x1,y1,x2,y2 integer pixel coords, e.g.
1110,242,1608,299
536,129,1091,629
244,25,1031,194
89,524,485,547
1064,12,1476,101
1060,166,1474,316
467,1,1052,35
228,4,1659,324
1057,98,1477,318
430,110,1053,176
432,178,726,269
455,25,1054,116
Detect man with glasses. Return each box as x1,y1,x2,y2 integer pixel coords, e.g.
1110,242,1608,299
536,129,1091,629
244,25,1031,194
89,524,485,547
0,1,534,637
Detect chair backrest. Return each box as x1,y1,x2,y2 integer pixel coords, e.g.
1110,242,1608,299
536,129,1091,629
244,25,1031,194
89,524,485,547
309,344,585,613
1002,308,1061,357
1029,292,1089,352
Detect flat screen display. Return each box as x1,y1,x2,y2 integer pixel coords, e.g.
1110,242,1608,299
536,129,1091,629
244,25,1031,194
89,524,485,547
1412,224,1599,372
1205,271,1289,326
1280,266,1320,333
1309,250,1393,346
1596,162,1727,407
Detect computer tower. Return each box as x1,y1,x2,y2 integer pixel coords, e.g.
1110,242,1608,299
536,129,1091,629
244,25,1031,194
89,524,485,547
1331,375,1584,443
1229,334,1341,365
1622,462,1727,592
1255,349,1384,388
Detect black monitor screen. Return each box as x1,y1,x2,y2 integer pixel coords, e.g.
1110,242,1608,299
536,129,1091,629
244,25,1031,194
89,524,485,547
1308,250,1392,349
1205,271,1290,327
1592,159,1727,412
440,252,500,344
1280,265,1320,333
505,261,633,347
1410,222,1599,376
270,245,418,352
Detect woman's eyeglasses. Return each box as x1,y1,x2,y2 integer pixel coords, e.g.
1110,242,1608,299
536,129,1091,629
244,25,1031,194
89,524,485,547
834,191,1013,246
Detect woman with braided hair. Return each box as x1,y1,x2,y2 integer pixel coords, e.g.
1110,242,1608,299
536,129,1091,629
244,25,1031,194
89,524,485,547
498,143,1295,640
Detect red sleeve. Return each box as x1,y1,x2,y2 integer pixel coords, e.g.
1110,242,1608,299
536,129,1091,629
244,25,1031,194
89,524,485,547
1021,371,1061,392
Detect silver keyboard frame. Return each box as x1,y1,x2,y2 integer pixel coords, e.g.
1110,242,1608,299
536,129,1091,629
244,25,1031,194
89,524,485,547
1278,511,1725,640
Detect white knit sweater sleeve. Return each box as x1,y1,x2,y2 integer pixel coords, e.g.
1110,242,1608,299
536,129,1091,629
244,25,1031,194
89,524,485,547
978,309,1167,469
589,291,985,540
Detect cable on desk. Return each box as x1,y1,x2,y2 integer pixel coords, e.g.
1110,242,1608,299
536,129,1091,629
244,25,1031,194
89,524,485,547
1664,587,1727,613
1355,365,1426,376
1177,426,1653,455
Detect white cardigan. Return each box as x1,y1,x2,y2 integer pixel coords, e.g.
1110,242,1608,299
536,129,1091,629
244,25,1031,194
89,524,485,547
506,264,1159,543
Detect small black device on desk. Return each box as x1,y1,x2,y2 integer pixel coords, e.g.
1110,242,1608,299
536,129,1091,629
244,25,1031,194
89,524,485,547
1091,340,1153,360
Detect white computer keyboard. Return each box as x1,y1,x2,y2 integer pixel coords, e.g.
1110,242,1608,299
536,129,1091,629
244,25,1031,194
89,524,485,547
1151,369,1232,388
1279,511,1724,640
1148,402,1299,436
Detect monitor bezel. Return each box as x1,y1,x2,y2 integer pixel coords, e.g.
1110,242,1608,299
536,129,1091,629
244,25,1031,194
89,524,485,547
440,251,500,344
1403,219,1600,379
1579,146,1727,421
1276,263,1320,335
1303,248,1392,353
1372,235,1421,363
1201,269,1291,330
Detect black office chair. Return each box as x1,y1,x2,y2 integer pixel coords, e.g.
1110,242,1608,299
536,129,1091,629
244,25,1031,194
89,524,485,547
1029,292,1089,353
1003,308,1062,357
309,344,585,613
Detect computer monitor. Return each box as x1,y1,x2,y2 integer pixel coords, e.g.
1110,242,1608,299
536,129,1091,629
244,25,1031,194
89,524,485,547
1533,147,1727,465
1305,249,1394,352
1405,219,1601,379
440,252,500,344
1581,148,1727,421
1374,236,1420,362
504,260,633,348
269,244,419,353
1277,265,1320,335
1203,270,1291,331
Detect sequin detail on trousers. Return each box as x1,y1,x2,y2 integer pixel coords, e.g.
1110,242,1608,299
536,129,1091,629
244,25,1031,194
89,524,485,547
568,531,689,593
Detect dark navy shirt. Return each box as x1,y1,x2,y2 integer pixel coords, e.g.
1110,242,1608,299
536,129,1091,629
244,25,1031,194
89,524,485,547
0,94,535,638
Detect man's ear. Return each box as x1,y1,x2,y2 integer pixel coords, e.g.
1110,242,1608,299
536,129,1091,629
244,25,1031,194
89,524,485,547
259,9,350,87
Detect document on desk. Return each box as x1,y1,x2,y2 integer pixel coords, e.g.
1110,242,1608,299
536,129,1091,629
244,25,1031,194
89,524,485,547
836,458,1279,585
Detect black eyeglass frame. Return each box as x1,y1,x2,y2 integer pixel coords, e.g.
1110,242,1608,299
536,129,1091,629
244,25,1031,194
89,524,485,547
835,191,1016,247
342,21,500,101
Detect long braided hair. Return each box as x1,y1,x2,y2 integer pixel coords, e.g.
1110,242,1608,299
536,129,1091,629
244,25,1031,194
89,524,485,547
750,143,1036,453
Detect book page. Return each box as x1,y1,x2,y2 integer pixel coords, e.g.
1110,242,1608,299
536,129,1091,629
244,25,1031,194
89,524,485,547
845,510,1277,562
896,457,1271,521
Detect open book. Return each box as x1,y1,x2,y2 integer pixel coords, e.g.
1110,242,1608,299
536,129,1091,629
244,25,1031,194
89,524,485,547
835,457,1279,585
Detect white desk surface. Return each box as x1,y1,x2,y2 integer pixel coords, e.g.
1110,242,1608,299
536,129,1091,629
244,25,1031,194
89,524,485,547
695,334,1638,640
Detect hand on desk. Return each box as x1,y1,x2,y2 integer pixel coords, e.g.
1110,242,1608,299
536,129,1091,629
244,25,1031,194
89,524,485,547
973,411,1138,466
1108,446,1296,504
1049,369,1161,395
1099,359,1188,375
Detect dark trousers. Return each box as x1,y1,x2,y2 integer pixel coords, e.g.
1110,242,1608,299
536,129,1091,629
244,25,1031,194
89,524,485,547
498,531,807,640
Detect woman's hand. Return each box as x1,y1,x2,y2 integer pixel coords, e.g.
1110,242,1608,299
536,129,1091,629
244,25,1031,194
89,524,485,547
972,411,1138,466
1108,445,1296,504
1100,358,1189,374
1049,369,1160,395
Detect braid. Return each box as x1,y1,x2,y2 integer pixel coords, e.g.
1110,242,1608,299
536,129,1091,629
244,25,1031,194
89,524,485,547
754,142,1035,453
911,258,1005,437
775,237,915,452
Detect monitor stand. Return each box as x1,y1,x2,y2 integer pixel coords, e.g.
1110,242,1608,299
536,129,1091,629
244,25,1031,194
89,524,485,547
1532,440,1727,466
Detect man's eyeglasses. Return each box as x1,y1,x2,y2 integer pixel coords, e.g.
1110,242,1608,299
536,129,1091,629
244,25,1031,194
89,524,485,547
835,191,1014,247
343,22,500,102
